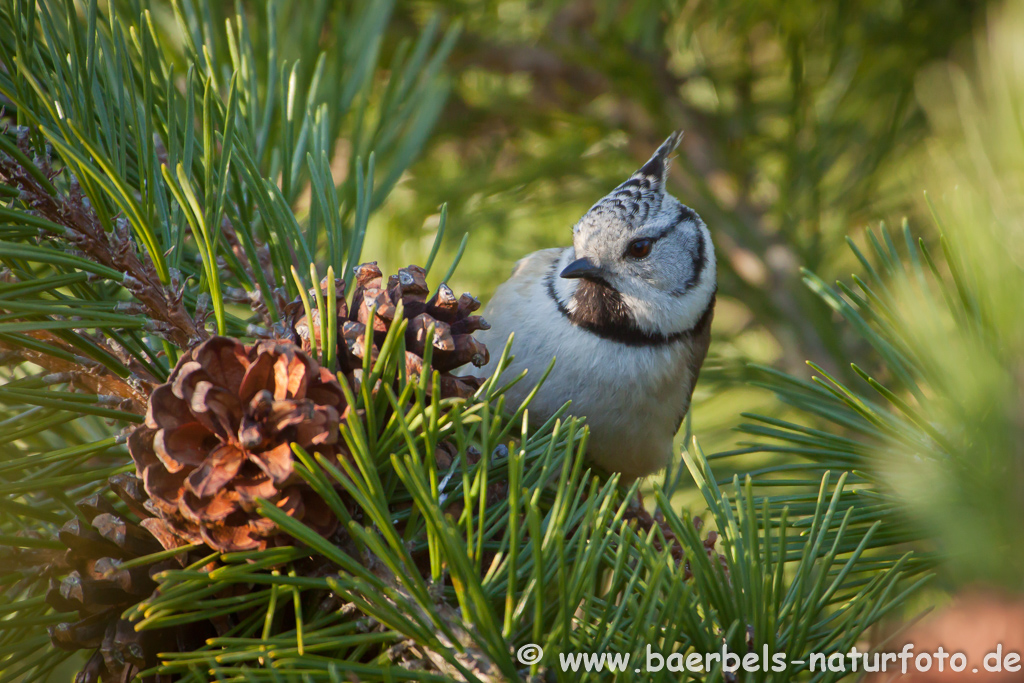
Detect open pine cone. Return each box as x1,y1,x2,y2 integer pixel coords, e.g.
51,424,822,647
283,262,490,399
127,337,347,553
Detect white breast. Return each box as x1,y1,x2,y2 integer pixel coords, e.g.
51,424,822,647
475,248,698,481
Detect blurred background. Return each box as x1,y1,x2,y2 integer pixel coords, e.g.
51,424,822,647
353,0,990,456
30,0,1024,677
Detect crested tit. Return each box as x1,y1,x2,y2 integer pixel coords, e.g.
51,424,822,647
476,133,716,481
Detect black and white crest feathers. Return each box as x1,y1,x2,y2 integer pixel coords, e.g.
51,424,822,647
574,131,683,233
631,130,683,196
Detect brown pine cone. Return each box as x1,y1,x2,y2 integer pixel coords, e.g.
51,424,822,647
127,336,348,553
285,262,490,399
623,506,728,578
46,479,212,683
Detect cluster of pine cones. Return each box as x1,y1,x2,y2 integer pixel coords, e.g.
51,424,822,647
49,262,494,681
285,262,490,399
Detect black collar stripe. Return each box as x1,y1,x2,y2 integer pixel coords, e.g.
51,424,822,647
688,226,706,290
545,265,714,348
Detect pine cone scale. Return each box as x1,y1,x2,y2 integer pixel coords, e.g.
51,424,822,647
272,346,312,399
249,442,296,483
152,421,212,473
140,465,187,517
190,336,250,389
145,384,191,432
237,351,275,402
180,489,241,524
184,444,245,498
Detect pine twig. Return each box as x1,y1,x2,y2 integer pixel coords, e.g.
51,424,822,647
0,135,205,350
370,563,505,682
0,330,150,414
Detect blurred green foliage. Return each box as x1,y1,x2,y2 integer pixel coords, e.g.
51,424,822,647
365,0,991,455
891,3,1024,587
713,0,1024,591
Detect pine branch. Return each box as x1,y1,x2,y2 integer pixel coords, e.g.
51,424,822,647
0,330,149,414
0,132,205,350
370,564,504,682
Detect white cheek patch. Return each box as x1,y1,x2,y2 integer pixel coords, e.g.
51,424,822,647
618,226,716,335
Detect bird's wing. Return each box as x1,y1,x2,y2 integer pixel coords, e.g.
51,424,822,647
676,292,716,432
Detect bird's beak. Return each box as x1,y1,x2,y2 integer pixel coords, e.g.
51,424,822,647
560,257,603,280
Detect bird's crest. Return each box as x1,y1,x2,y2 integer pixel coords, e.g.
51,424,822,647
628,131,683,196
575,132,683,233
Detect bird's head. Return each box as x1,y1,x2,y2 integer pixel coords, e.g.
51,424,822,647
560,132,717,336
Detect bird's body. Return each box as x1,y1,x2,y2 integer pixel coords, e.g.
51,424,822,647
476,133,717,481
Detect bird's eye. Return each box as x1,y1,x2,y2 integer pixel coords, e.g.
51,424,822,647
627,239,653,259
